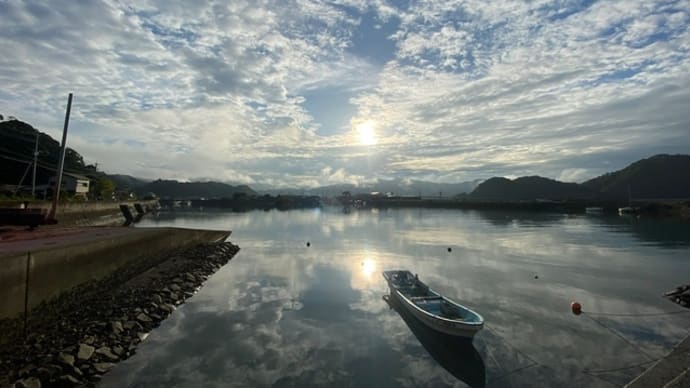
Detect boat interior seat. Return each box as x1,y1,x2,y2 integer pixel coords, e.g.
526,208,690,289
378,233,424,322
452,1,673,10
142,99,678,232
411,296,442,301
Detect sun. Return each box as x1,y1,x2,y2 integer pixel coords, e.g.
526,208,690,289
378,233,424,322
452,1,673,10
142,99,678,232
356,120,377,146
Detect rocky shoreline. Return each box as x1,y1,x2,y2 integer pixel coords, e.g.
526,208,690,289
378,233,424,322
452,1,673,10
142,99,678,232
0,241,239,387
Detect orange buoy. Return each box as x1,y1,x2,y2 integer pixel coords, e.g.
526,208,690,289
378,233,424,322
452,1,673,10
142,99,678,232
571,301,582,315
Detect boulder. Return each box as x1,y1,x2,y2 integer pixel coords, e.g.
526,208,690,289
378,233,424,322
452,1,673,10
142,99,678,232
59,375,79,384
96,346,119,361
77,344,95,361
58,352,74,367
111,321,124,334
18,377,41,388
93,363,115,373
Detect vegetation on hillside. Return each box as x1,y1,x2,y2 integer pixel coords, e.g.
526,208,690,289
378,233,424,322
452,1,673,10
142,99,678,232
469,176,595,201
135,180,256,199
583,154,690,199
0,119,95,187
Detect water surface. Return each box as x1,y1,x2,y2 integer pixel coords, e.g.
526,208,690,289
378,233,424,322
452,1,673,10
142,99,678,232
102,208,690,387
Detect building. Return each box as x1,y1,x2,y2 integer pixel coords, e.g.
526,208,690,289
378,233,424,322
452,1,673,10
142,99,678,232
48,172,90,198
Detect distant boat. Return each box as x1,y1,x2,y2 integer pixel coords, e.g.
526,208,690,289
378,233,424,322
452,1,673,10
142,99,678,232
618,185,639,215
382,270,484,338
664,284,690,308
618,206,639,215
585,206,604,214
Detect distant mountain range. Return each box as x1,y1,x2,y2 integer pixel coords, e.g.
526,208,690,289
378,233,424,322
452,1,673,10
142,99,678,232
2,118,689,201
469,154,690,201
259,179,483,198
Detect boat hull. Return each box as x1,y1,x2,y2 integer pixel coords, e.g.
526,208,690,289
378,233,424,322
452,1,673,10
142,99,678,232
390,290,482,338
382,270,483,338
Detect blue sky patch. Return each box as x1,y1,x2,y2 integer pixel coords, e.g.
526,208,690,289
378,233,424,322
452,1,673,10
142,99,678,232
301,87,358,136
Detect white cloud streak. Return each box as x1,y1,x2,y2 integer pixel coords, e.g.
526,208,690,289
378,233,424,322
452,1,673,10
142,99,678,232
1,0,688,187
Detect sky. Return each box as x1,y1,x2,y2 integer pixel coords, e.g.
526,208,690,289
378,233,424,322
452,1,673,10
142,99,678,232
1,0,689,188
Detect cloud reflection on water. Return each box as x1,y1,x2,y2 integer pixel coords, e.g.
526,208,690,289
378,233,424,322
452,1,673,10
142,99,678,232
101,208,690,387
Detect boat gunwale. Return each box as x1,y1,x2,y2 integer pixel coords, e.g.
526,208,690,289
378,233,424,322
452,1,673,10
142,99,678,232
383,270,484,327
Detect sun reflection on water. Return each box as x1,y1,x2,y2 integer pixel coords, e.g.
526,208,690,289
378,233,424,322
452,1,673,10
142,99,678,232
361,257,377,278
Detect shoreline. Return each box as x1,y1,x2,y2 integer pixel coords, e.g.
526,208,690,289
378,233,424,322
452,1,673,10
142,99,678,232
0,240,239,387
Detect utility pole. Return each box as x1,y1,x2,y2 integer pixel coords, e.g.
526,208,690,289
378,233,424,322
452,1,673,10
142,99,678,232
47,93,73,222
31,132,39,198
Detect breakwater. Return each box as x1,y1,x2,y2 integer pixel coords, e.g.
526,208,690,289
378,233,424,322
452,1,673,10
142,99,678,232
360,198,690,216
0,227,229,319
160,195,320,211
0,240,239,387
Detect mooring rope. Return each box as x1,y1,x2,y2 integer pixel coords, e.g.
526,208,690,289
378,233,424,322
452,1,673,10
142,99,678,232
481,317,690,387
582,309,690,317
582,312,656,361
582,346,690,374
482,324,541,384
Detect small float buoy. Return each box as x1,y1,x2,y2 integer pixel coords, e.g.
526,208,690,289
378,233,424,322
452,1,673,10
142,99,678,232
306,242,311,247
447,247,452,252
571,301,582,315
534,274,539,279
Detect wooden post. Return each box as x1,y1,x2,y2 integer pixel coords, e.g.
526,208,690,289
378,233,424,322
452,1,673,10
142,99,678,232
31,132,39,198
47,93,73,221
23,252,31,341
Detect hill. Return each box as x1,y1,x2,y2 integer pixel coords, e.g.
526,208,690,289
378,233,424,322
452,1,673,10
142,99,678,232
0,119,256,199
108,174,149,191
470,176,595,201
583,154,690,200
0,119,96,187
137,180,256,199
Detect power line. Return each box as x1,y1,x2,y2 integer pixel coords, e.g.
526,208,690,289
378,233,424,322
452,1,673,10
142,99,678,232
0,153,93,177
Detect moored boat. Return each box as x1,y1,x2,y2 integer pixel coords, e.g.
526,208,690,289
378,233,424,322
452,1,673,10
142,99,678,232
585,206,604,214
382,294,486,387
382,270,483,338
618,206,639,215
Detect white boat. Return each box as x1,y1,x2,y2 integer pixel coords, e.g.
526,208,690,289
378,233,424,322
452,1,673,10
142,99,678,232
618,185,639,215
382,270,483,338
618,206,639,215
585,206,604,214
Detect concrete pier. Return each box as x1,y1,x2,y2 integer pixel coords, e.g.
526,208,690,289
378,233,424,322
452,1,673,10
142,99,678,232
625,333,690,388
0,226,230,319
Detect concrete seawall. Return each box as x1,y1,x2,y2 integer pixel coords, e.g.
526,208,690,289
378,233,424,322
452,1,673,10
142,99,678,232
0,227,229,319
0,199,159,225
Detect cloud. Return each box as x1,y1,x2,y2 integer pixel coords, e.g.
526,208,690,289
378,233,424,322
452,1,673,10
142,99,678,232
1,0,689,187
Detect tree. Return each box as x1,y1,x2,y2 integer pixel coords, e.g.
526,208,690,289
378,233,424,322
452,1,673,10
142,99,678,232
98,178,116,200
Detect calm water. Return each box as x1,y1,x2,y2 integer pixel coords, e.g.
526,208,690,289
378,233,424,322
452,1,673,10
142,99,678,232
102,208,690,387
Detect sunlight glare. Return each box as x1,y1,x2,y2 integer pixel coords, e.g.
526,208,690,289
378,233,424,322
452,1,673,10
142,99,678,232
356,120,377,146
361,258,377,278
